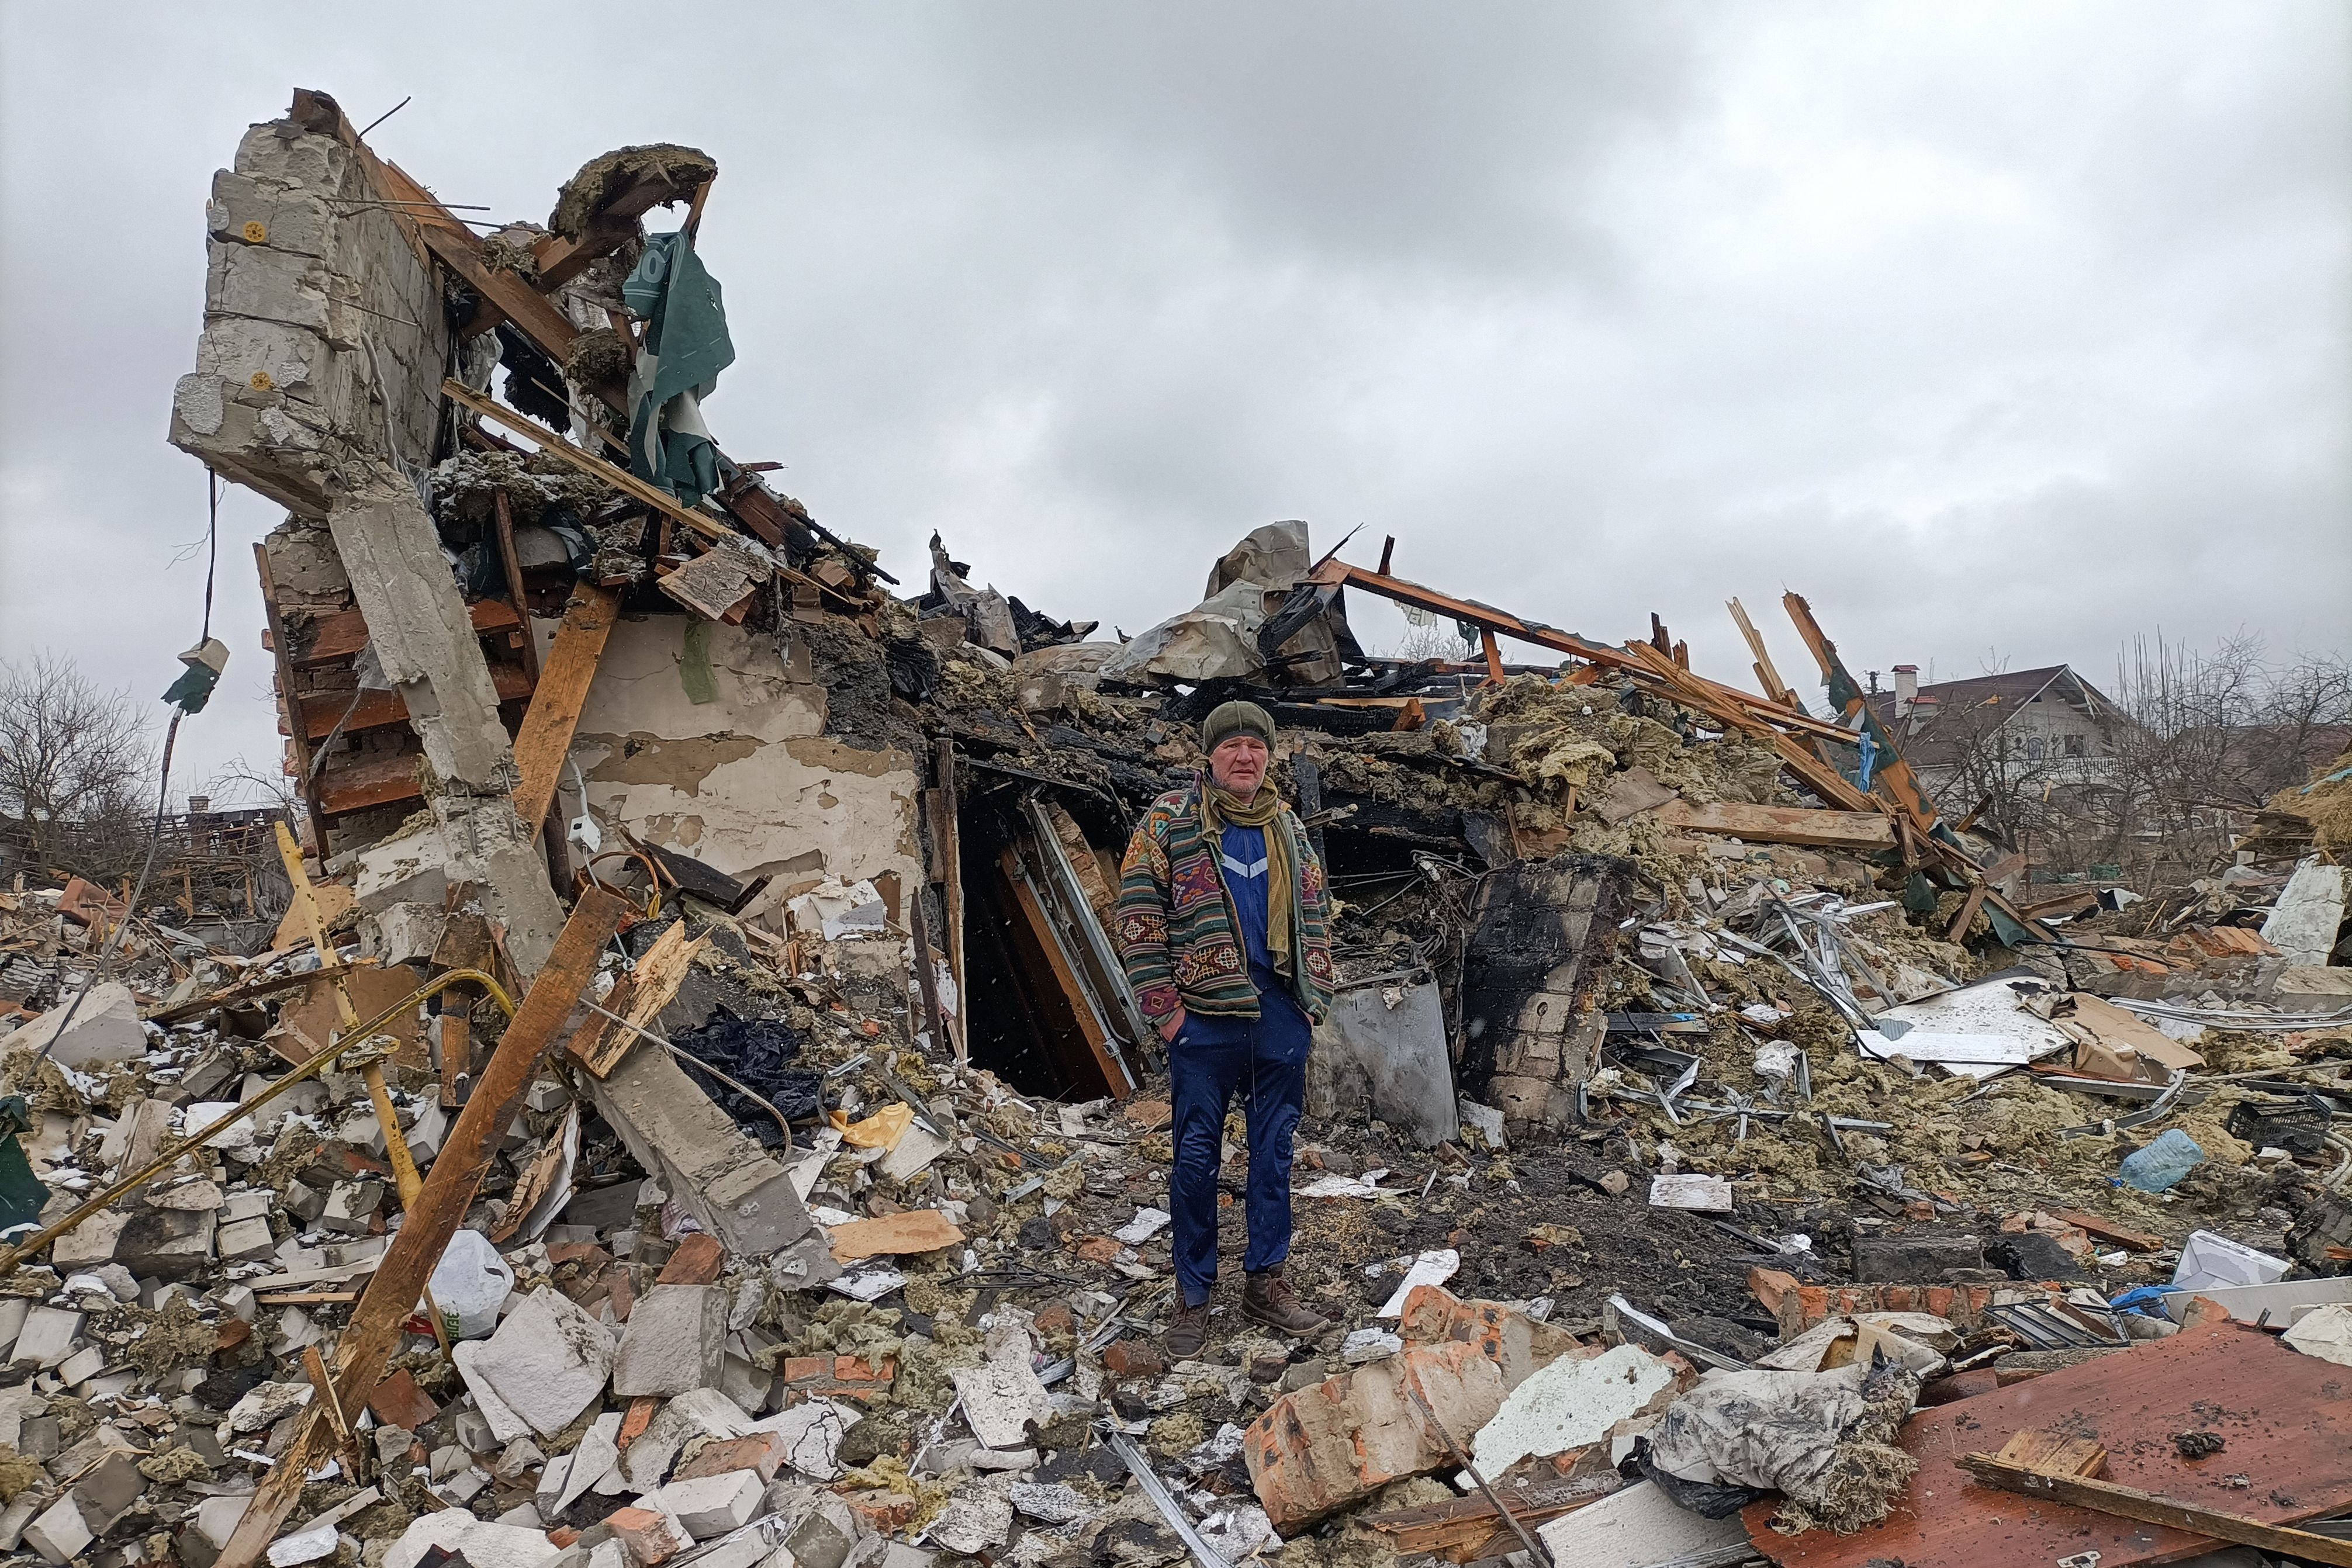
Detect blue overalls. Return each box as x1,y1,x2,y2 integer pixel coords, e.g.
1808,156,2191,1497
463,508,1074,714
1166,822,1314,1308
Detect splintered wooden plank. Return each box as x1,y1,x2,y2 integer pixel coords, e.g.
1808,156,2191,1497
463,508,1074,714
1651,799,1898,852
999,844,1128,1100
1991,1428,2107,1477
296,600,523,667
572,922,708,1079
1362,1476,1624,1557
656,535,773,621
825,1209,965,1262
1959,1452,2352,1566
510,584,621,833
1745,1323,2352,1568
443,379,729,543
216,888,629,1568
298,664,534,738
2045,1207,2166,1253
314,753,426,817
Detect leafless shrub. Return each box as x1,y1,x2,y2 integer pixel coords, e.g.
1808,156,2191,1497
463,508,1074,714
0,653,156,880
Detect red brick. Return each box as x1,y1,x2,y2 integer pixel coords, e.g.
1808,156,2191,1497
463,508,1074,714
783,1355,829,1384
1243,1342,1509,1532
607,1506,689,1565
2179,1294,2233,1330
1103,1339,1164,1378
617,1396,659,1451
1395,1285,1585,1389
848,1493,919,1532
365,1368,440,1431
1745,1268,1801,1316
658,1233,725,1285
547,1241,612,1268
1034,1302,1074,1335
670,1432,788,1484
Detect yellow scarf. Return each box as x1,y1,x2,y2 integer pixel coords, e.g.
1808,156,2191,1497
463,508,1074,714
1201,781,1296,982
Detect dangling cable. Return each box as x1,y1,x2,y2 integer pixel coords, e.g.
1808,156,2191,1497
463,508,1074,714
40,472,222,1055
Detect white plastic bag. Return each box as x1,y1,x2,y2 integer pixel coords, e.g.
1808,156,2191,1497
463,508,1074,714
428,1228,514,1340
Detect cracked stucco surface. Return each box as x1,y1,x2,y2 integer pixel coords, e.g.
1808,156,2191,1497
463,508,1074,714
568,617,921,919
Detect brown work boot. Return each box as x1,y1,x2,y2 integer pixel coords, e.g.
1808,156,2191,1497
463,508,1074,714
1165,1300,1211,1360
1241,1266,1330,1339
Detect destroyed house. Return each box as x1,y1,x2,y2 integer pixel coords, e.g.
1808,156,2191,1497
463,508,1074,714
154,89,2083,1138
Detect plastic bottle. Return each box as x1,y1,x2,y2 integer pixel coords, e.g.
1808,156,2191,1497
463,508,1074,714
427,1228,514,1339
2117,1128,2206,1193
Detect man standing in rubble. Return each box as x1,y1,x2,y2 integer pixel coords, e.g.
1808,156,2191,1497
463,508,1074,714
1116,700,1337,1356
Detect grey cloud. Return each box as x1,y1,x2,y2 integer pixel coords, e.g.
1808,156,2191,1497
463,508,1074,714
1,3,2344,805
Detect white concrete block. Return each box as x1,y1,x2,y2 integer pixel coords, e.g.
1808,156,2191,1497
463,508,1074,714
466,1287,613,1437
11,1307,80,1369
2,983,145,1069
611,1283,726,1397
652,1468,765,1539
219,1216,277,1261
22,1496,90,1566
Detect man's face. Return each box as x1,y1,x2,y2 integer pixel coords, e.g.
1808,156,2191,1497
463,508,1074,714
1208,733,1270,797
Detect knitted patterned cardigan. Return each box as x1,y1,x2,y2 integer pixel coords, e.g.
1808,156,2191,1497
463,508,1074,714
1113,782,1336,1026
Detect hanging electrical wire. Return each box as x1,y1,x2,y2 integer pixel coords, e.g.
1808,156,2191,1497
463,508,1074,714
38,470,226,1057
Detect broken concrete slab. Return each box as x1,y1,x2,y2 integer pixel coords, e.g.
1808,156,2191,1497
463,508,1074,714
949,1355,1052,1451
928,1485,1014,1555
554,1411,622,1515
325,461,566,976
750,1398,855,1482
21,1496,91,1567
1244,1340,1509,1533
383,1508,563,1568
465,1286,614,1437
11,1307,81,1370
783,1492,869,1568
646,1468,765,1539
622,1387,753,1490
1,982,146,1069
1534,1479,1749,1568
48,1210,130,1275
1648,1174,1734,1212
579,1041,813,1257
877,1124,952,1184
611,1282,727,1397
1467,1342,1685,1477
1307,979,1459,1148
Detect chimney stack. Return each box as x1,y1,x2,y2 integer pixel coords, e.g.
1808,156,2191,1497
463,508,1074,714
1892,664,1919,718
186,794,211,815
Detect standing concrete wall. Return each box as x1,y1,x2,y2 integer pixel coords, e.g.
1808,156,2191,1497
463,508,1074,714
170,106,448,514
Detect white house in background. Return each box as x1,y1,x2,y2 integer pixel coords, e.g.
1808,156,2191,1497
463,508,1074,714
1862,663,2131,800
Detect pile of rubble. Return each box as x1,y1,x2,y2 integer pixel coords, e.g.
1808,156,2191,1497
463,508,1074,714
0,84,2341,1568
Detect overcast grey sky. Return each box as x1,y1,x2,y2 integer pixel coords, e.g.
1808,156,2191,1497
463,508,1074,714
3,4,2346,803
